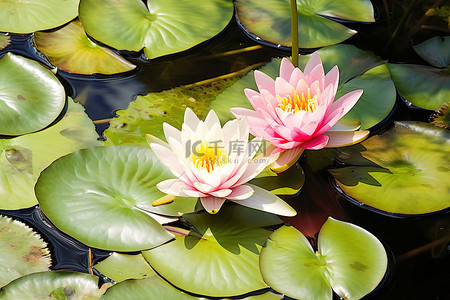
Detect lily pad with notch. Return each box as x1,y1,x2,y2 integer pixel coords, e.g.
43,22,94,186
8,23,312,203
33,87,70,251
0,53,66,136
259,218,388,300
142,205,283,297
0,215,51,288
79,0,234,59
35,145,198,252
235,0,374,49
329,121,450,215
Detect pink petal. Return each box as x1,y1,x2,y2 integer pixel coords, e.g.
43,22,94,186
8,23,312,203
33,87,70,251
193,182,215,194
280,57,295,81
328,89,363,119
300,134,329,150
324,65,339,100
275,77,295,99
289,68,304,87
244,88,261,106
308,64,325,90
304,51,322,75
209,188,233,198
200,196,226,214
227,184,254,200
270,147,304,173
316,107,345,136
156,179,191,197
254,70,276,95
324,130,369,147
150,143,185,178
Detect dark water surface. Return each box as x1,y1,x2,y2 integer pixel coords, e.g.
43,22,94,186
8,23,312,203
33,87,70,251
1,1,449,299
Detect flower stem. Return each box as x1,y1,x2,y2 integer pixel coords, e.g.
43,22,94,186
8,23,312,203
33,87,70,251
290,0,299,67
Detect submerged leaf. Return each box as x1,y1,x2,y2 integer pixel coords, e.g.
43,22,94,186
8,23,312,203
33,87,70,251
0,34,10,50
0,99,100,210
0,53,66,136
413,36,450,68
0,215,51,288
79,0,233,59
34,19,136,75
0,0,80,34
235,0,374,48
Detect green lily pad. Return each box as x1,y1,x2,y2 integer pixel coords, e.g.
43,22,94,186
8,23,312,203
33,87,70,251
102,275,199,300
36,145,198,251
79,0,233,59
103,77,239,147
0,34,10,50
209,45,395,130
0,99,100,210
387,63,450,111
250,163,305,195
0,53,66,136
34,19,136,75
235,0,374,48
0,215,51,288
94,252,156,283
142,205,283,297
0,0,79,34
0,271,107,299
330,121,450,215
413,36,450,68
260,218,387,300
431,102,450,129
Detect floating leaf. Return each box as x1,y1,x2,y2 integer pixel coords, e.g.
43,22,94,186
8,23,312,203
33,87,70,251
143,205,282,297
36,145,198,251
79,0,234,59
0,215,51,288
250,163,305,196
387,63,450,110
103,77,239,147
330,121,450,215
0,0,80,34
0,34,10,50
431,102,450,129
260,219,387,300
103,275,199,300
0,99,100,210
0,271,106,299
413,36,450,68
34,19,136,75
235,0,374,48
0,53,66,136
94,253,156,283
209,45,395,130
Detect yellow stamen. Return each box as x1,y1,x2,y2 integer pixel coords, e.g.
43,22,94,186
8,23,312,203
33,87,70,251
277,88,318,113
189,142,228,173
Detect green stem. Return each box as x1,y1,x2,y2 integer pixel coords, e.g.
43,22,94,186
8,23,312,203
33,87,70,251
290,0,299,67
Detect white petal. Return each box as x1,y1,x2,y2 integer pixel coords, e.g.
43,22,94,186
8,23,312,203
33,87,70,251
183,107,200,130
229,184,297,216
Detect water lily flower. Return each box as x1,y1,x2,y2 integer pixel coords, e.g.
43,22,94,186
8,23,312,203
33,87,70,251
147,108,296,216
231,52,369,172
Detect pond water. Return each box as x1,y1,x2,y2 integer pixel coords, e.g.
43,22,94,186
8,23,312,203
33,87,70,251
0,0,449,299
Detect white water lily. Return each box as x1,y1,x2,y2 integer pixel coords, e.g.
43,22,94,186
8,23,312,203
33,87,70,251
147,108,296,216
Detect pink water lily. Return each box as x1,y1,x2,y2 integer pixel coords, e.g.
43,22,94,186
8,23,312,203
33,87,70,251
231,52,369,172
147,108,296,216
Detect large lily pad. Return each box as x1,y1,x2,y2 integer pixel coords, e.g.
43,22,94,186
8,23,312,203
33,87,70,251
103,77,239,147
260,218,387,300
94,252,156,283
103,275,199,300
143,205,283,297
387,63,450,111
0,0,79,34
0,53,66,136
235,0,374,48
0,271,107,299
36,145,198,251
34,20,136,75
209,45,395,130
79,0,233,59
0,215,51,288
413,36,450,68
0,99,100,210
330,121,450,215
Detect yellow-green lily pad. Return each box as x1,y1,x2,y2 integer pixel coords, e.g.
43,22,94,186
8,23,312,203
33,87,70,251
0,215,51,288
34,19,136,75
330,121,450,215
